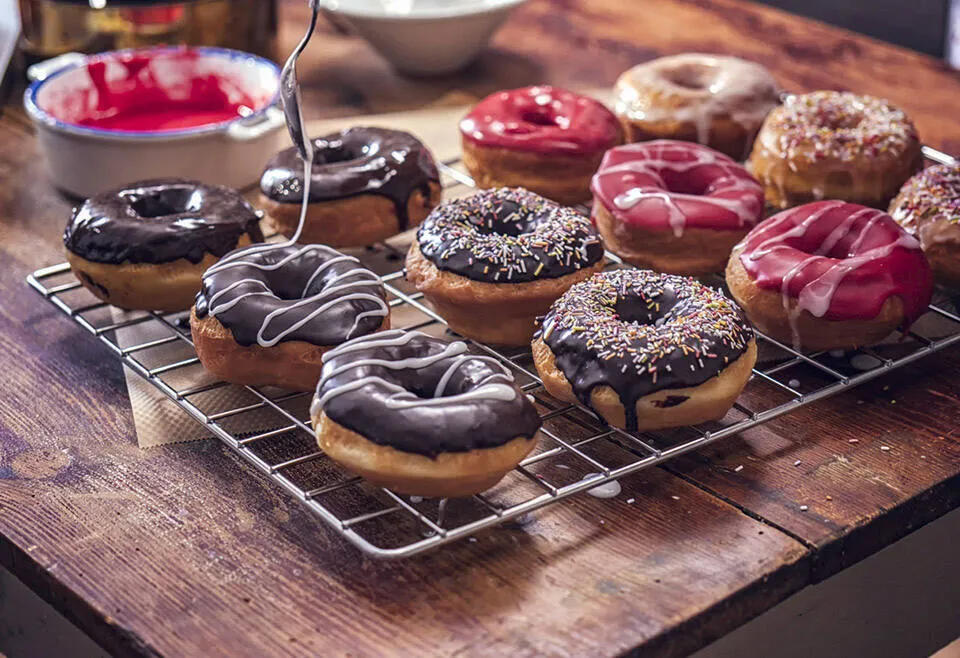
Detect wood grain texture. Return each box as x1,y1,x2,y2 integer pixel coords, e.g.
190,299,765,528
0,0,958,656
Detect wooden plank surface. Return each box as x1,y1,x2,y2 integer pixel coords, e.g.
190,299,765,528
0,0,958,656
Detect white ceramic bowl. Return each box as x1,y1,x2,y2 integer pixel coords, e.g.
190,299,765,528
24,46,286,198
322,0,529,76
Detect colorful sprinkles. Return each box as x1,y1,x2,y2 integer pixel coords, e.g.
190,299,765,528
539,269,753,430
766,91,918,163
890,164,960,230
415,187,604,284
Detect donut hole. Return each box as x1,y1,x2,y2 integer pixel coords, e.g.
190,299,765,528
469,199,540,237
520,109,560,127
663,63,715,90
613,295,665,326
123,186,200,218
377,348,502,401
313,139,369,165
812,107,864,131
661,169,714,196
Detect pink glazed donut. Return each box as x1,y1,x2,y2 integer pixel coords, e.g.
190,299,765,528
590,139,765,274
460,86,623,205
726,200,934,351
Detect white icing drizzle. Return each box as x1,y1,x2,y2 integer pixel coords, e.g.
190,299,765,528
311,330,520,418
615,54,779,157
598,142,763,237
199,68,388,349
201,243,388,347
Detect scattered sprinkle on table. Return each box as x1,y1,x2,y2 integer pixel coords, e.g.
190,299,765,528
468,537,478,543
794,460,802,466
825,495,833,501
671,495,680,500
734,465,743,472
626,498,635,504
849,438,860,443
880,446,891,451
800,505,809,511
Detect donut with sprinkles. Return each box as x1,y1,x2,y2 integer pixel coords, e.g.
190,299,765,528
889,164,960,289
532,269,757,432
406,187,606,345
747,91,922,209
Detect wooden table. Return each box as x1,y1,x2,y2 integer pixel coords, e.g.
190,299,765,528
1,1,959,656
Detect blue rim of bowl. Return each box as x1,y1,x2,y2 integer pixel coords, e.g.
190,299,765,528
24,45,282,141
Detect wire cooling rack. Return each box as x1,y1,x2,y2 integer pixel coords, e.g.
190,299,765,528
27,145,960,558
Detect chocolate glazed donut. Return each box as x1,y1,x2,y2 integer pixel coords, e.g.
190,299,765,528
532,269,757,432
64,178,264,312
191,243,391,391
405,187,607,346
311,330,542,497
258,127,442,247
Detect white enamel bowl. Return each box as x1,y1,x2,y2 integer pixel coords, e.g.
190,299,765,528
24,46,286,198
322,0,529,76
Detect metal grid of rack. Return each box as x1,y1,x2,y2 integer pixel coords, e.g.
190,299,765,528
27,145,960,558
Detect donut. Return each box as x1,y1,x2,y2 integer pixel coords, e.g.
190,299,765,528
613,54,780,160
311,330,541,498
726,201,934,351
191,243,390,391
258,127,441,247
532,269,756,432
747,91,923,209
459,86,623,205
64,179,263,312
591,140,765,275
889,164,960,289
405,187,606,346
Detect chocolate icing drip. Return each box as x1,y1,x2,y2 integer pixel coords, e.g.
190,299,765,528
313,330,542,457
64,179,264,265
259,127,440,231
416,187,604,283
539,270,752,431
195,243,388,347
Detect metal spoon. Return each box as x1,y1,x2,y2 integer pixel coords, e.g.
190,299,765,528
279,0,322,165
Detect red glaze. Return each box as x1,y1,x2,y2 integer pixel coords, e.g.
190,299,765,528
590,140,765,236
56,49,259,132
738,201,933,323
459,86,621,156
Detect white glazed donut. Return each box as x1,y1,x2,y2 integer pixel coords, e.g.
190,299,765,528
614,53,780,160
